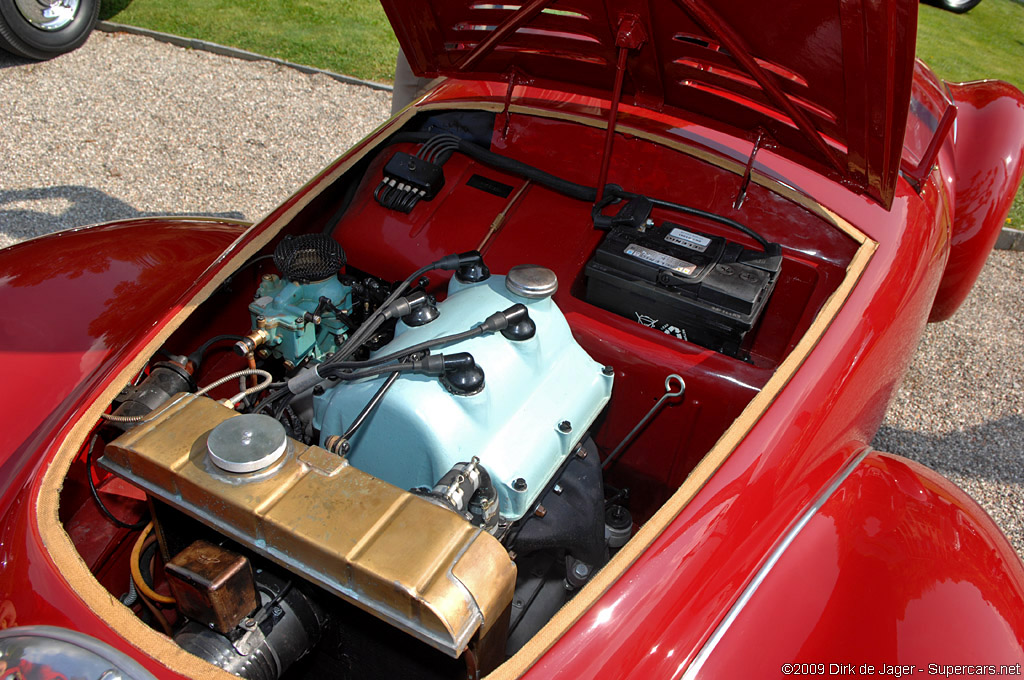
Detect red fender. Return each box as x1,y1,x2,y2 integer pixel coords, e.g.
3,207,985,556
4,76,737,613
0,218,247,477
929,80,1024,322
689,451,1024,677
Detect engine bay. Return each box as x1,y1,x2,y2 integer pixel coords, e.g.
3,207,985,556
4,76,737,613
59,109,860,679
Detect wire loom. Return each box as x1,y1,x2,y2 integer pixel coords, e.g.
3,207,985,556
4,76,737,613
372,132,774,254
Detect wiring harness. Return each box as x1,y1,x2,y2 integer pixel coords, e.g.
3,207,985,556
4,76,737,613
375,131,775,252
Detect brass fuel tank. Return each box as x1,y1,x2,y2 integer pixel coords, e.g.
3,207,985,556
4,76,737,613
100,393,515,658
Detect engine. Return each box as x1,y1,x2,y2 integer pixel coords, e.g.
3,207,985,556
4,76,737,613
314,265,612,522
98,235,620,678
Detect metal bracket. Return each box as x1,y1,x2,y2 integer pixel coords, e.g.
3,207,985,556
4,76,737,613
899,103,956,192
501,67,527,138
733,129,773,210
231,617,266,656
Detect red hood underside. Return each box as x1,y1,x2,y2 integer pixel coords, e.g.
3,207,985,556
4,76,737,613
382,0,919,209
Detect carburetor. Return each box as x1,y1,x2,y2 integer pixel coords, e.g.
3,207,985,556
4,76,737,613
238,235,353,365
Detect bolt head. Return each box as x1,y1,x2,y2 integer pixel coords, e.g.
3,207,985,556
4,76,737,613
558,420,572,433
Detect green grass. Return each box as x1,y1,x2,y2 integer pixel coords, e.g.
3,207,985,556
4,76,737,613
917,0,1024,228
101,0,1023,225
99,0,398,83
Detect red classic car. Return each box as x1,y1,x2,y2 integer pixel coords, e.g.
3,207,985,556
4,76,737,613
1,1,1023,679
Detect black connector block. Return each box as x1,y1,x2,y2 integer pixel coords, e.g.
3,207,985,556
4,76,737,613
375,152,445,213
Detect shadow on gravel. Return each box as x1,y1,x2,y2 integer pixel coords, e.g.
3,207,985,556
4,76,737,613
0,186,247,243
874,415,1024,486
0,52,35,69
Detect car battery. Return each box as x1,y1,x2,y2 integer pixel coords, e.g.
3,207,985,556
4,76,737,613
584,221,781,358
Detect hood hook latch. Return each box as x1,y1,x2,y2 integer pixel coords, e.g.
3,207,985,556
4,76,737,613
734,128,774,210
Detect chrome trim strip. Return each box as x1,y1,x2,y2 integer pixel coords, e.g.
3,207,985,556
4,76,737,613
678,447,872,680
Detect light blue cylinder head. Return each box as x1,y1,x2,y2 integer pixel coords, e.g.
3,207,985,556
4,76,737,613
313,272,612,521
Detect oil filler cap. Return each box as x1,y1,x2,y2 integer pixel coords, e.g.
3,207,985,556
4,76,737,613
506,264,557,299
207,414,287,473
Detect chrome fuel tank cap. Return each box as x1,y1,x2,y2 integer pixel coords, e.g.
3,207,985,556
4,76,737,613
506,264,558,299
207,414,287,473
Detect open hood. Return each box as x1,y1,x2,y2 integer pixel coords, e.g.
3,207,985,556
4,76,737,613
382,0,919,209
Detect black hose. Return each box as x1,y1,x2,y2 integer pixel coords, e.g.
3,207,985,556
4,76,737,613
266,580,293,611
340,371,400,441
324,261,435,366
387,131,772,251
138,539,159,589
86,435,148,531
282,404,306,444
188,334,247,368
272,391,296,419
456,138,597,201
322,362,418,382
387,131,597,202
323,325,484,372
254,385,293,417
647,195,771,252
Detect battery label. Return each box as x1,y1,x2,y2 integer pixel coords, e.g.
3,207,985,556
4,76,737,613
624,243,697,276
665,227,711,252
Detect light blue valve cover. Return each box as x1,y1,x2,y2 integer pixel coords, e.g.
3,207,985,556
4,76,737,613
313,274,613,521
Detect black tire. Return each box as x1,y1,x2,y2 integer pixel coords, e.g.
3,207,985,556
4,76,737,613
923,0,983,13
0,0,99,60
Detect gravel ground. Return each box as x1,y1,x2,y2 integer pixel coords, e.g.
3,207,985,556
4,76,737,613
1,32,1021,556
0,31,390,247
875,251,1024,555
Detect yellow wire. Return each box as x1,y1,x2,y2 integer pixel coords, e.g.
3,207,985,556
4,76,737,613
135,586,173,636
130,521,176,605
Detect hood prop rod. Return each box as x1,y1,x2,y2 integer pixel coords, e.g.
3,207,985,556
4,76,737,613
595,14,647,204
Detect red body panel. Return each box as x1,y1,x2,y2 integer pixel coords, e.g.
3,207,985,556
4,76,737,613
0,218,247,678
929,80,1024,322
696,452,1024,677
0,219,246,470
0,56,1021,679
383,0,919,207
